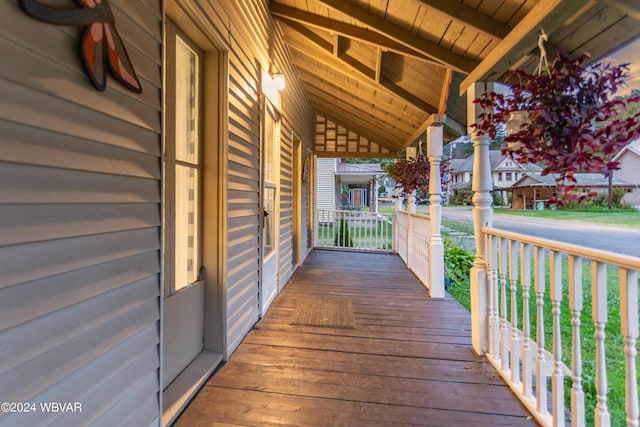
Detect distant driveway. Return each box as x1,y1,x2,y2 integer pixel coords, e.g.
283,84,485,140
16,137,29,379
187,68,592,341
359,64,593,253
440,207,640,257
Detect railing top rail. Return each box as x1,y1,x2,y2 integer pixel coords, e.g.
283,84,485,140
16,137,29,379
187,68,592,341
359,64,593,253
396,209,430,220
483,226,640,270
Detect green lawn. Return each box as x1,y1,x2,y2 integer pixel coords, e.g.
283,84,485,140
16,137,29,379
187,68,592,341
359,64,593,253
495,208,640,228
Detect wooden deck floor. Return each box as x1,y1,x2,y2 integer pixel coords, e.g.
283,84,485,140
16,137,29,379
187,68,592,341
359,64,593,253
175,250,538,426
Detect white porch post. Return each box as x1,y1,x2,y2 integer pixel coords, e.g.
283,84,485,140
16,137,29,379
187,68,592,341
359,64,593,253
427,125,444,298
469,82,494,355
395,185,403,211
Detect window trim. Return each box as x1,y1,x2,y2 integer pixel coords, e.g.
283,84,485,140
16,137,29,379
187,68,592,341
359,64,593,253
164,20,205,296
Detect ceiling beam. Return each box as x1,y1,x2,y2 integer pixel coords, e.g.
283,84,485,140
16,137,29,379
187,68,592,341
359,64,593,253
403,114,447,149
414,0,511,40
271,3,440,65
459,0,592,94
281,22,437,113
314,0,478,73
438,68,452,114
375,47,382,83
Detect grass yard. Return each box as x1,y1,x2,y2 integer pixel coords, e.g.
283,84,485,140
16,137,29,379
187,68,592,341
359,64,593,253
495,207,640,228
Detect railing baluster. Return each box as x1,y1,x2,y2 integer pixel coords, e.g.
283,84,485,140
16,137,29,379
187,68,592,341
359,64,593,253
487,234,498,358
500,237,509,372
521,242,533,399
569,255,585,427
534,245,548,414
550,250,565,426
620,268,639,427
509,239,521,385
592,261,610,427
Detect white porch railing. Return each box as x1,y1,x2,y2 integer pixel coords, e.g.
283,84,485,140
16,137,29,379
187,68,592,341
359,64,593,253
316,209,393,252
483,227,639,427
394,209,439,295
396,210,408,263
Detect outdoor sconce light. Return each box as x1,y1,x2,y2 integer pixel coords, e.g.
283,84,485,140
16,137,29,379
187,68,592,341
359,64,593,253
271,73,285,91
405,146,417,160
262,71,285,107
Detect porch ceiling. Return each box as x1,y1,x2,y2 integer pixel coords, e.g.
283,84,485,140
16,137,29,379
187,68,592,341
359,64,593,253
271,0,640,158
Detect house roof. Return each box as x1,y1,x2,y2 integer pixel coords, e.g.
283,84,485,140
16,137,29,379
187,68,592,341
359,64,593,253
509,173,633,189
451,151,542,174
613,139,640,162
272,0,640,158
335,162,385,175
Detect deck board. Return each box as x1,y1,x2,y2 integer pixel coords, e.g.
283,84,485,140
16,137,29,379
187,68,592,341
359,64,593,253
175,250,538,426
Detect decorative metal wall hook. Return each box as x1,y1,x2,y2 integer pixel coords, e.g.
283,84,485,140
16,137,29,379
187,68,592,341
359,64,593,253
19,0,142,93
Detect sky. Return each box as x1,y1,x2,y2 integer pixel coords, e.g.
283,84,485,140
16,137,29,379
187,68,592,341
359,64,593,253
605,38,640,96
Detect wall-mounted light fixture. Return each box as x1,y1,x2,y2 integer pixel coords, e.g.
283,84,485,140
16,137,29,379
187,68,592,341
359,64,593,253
271,73,285,91
263,71,285,108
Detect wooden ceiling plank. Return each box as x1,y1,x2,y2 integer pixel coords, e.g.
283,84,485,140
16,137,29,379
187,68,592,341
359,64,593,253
271,2,441,65
309,92,410,147
295,65,424,127
602,0,640,21
313,0,478,73
459,0,592,95
379,77,438,114
312,100,407,151
282,26,435,113
414,0,511,40
304,79,416,135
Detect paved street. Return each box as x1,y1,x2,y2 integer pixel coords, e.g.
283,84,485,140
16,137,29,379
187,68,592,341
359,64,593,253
438,206,640,257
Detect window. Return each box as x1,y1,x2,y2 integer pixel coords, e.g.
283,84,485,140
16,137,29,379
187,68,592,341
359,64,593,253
165,25,203,293
498,172,503,181
506,172,512,181
263,101,280,255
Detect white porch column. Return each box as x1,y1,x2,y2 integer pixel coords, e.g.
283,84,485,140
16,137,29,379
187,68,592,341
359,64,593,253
427,125,444,298
407,192,416,214
469,82,494,355
395,185,403,211
406,147,417,215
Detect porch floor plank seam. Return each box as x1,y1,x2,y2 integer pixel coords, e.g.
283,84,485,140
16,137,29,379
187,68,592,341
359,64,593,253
175,249,538,426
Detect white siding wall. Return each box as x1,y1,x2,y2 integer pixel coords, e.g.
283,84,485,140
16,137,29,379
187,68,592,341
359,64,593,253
619,151,640,207
316,158,337,212
184,0,314,356
0,1,162,426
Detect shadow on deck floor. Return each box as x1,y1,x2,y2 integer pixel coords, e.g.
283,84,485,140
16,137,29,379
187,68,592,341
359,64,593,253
175,249,538,426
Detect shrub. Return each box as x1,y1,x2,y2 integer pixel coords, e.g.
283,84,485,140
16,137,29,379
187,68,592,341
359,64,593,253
333,218,354,247
444,240,475,311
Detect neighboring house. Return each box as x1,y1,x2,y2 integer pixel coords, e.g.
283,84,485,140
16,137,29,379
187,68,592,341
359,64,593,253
316,158,339,213
508,173,634,209
316,159,384,211
448,151,542,203
612,139,640,207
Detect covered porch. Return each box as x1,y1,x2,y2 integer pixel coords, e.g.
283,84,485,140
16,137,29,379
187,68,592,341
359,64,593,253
176,250,536,426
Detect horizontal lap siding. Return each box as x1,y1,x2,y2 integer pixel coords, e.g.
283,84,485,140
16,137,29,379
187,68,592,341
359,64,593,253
0,1,162,426
220,0,313,357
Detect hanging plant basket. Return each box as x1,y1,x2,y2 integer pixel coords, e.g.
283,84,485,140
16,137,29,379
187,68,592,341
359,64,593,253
472,51,640,205
385,153,449,202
